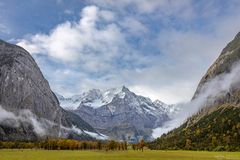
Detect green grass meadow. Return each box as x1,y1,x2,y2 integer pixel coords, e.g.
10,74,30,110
0,150,239,160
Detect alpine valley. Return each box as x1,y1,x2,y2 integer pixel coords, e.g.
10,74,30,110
0,31,240,151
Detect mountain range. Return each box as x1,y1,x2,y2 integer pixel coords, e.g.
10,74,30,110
56,86,177,142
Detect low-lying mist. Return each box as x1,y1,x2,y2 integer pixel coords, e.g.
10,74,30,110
0,106,46,136
0,105,107,140
152,61,240,138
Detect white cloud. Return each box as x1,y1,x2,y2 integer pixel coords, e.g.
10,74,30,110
48,68,125,97
153,61,240,138
90,0,194,18
120,17,148,36
17,5,132,73
17,1,240,105
99,10,115,21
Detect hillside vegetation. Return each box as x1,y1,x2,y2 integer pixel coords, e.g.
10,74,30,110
148,105,240,151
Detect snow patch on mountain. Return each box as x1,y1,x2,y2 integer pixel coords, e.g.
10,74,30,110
103,87,126,102
55,93,82,110
84,99,105,109
56,86,128,110
83,130,108,140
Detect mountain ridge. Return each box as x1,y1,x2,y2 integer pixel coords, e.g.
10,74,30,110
148,32,240,151
56,86,177,142
0,39,103,141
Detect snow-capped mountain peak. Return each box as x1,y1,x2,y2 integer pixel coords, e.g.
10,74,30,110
55,86,175,115
56,86,128,110
102,86,127,102
55,86,175,142
55,93,82,110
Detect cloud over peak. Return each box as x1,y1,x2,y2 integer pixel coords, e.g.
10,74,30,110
14,1,240,104
17,5,135,73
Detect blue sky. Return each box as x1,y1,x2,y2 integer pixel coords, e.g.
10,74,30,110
1,0,240,104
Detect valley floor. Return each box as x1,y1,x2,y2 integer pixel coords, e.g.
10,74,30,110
0,150,240,160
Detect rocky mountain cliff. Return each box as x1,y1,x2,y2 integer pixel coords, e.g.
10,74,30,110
0,39,102,141
57,86,176,142
148,32,240,151
193,32,240,100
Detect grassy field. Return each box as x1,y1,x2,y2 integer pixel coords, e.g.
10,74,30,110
0,150,239,160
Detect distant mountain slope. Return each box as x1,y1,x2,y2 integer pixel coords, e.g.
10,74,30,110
0,39,102,141
148,32,240,151
57,86,176,142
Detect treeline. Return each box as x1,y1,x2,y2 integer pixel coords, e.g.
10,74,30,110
132,139,145,151
0,139,128,151
147,107,240,151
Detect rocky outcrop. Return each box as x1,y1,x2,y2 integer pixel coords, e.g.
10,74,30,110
193,32,240,100
0,39,98,141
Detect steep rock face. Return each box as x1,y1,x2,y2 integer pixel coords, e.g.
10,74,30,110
193,32,240,100
0,39,61,125
0,40,97,141
57,86,173,142
190,32,240,123
148,32,240,150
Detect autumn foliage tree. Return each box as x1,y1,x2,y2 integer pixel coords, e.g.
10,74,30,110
0,139,128,151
